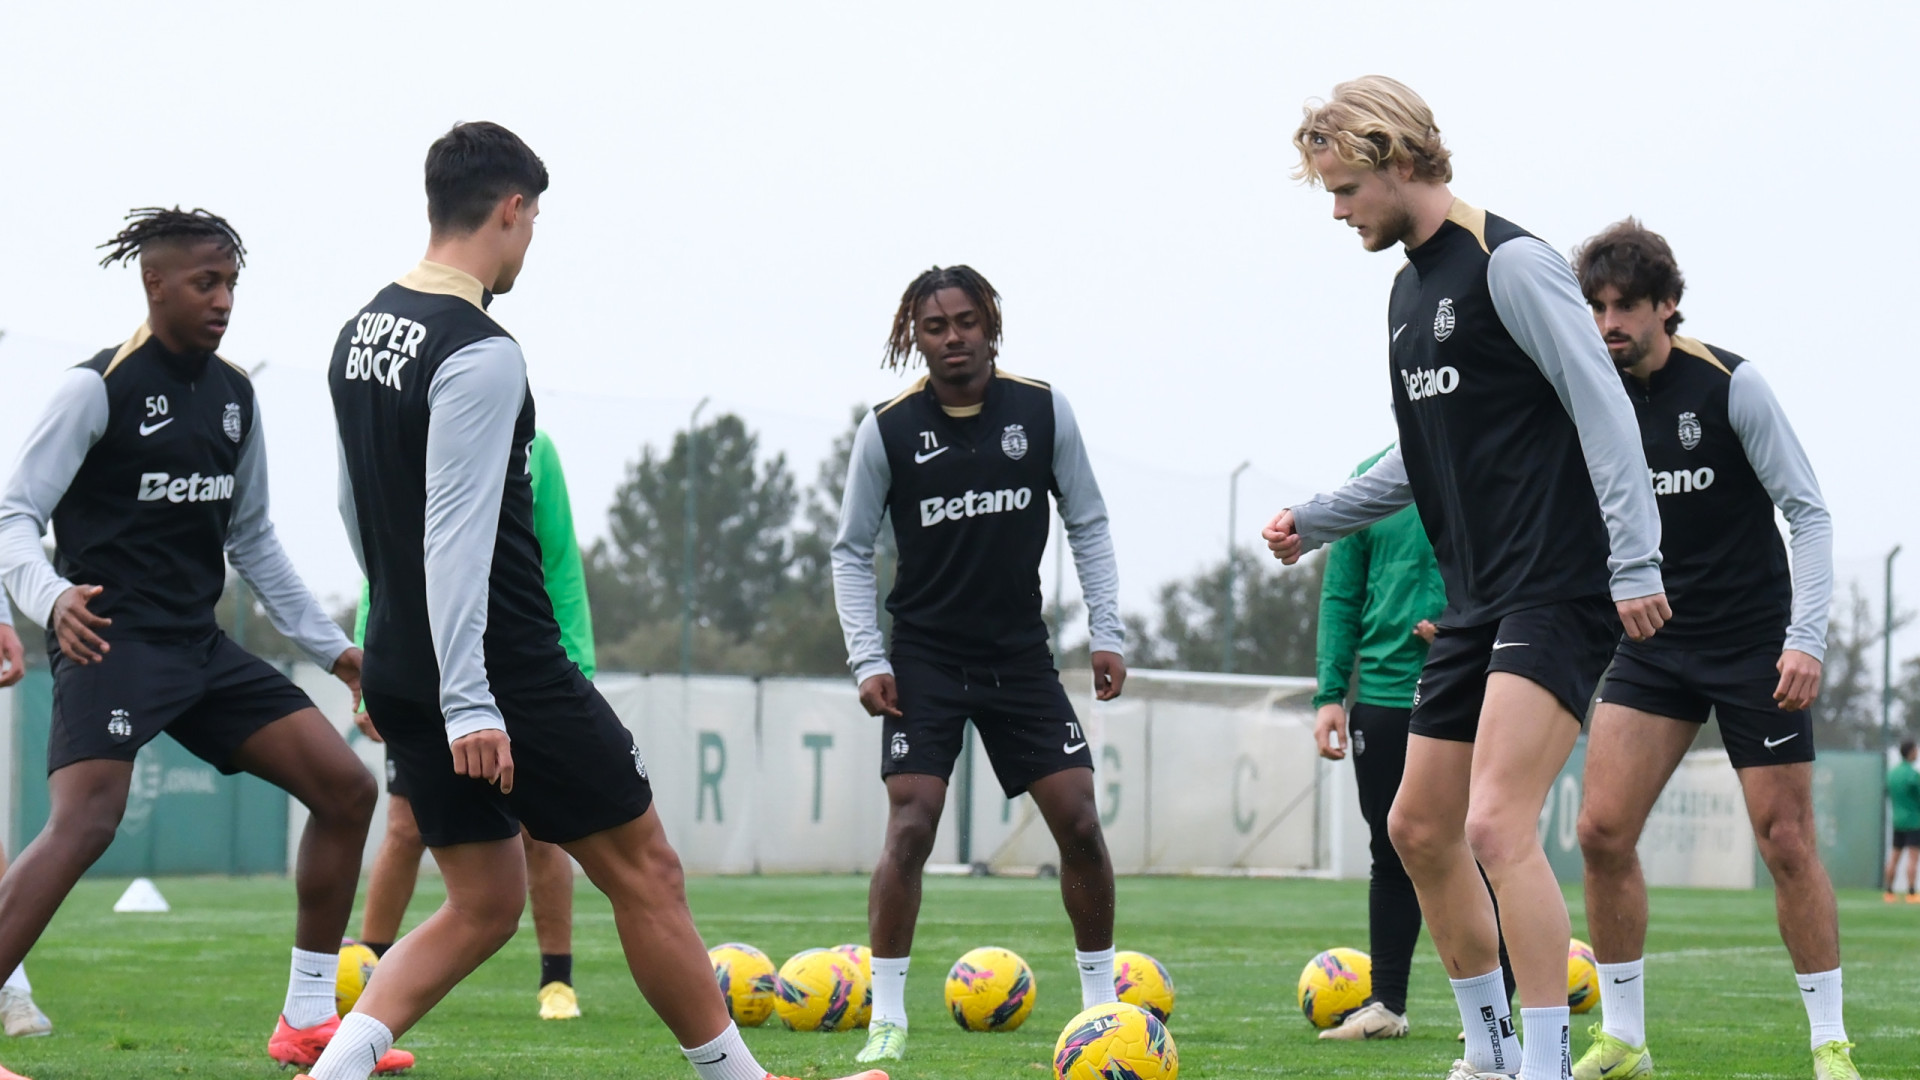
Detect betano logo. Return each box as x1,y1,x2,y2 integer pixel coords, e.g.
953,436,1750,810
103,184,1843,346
137,472,235,503
1401,365,1460,401
920,487,1033,526
1649,467,1715,495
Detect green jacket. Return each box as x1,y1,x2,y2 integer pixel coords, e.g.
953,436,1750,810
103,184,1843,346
1313,445,1447,710
1891,760,1920,833
355,429,596,682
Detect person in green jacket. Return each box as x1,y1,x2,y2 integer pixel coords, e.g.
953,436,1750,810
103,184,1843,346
352,429,597,1020
1312,444,1514,1039
1886,739,1920,903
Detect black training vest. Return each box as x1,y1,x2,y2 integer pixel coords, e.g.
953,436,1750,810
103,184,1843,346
328,277,569,704
1623,338,1789,648
1387,206,1613,625
52,329,254,643
875,370,1058,665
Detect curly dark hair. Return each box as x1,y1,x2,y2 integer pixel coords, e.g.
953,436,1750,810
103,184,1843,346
884,265,1003,371
1572,217,1685,335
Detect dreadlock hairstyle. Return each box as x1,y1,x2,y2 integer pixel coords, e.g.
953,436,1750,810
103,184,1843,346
96,207,247,269
883,265,1004,371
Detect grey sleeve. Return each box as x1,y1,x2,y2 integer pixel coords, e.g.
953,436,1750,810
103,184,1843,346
336,431,366,576
830,410,893,685
0,368,109,626
1488,237,1664,601
424,337,526,742
225,410,355,669
1727,363,1832,659
1289,445,1415,550
1051,392,1123,656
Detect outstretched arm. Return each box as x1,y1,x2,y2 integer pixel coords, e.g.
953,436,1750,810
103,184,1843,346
226,409,356,670
1281,446,1415,556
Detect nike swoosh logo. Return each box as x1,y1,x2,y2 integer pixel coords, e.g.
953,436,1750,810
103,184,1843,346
1392,324,1408,342
138,418,175,436
296,968,325,978
691,1053,727,1065
1611,975,1640,984
1800,985,1816,993
1491,641,1528,650
1764,733,1800,749
913,446,950,464
1063,741,1087,754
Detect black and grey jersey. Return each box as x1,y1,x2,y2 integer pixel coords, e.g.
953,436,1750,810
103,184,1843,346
831,369,1122,683
1623,337,1830,656
1291,201,1663,625
0,325,349,665
330,261,571,741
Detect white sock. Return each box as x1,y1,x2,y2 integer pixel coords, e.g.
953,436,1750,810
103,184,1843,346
284,947,340,1029
1450,967,1518,1074
871,955,910,1027
1595,959,1645,1047
681,1022,768,1080
1797,967,1847,1050
3,965,28,994
308,1013,392,1080
1076,947,1118,1008
1520,1006,1571,1080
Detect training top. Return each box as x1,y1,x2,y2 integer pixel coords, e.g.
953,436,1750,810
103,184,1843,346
1890,759,1920,833
1623,337,1830,657
330,261,573,742
1313,445,1447,711
354,428,596,680
0,325,350,665
1291,201,1663,625
831,369,1123,685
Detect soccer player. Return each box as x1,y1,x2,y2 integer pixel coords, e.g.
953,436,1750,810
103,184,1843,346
1263,78,1666,1080
1567,219,1857,1080
0,208,411,1076
1887,740,1920,903
313,120,882,1080
352,428,593,1020
831,264,1126,1064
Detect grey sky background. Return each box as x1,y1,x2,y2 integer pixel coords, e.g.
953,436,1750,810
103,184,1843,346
3,1,1915,666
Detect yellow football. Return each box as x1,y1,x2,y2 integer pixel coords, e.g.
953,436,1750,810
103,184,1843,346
1297,947,1371,1029
1054,1002,1179,1079
944,946,1037,1032
709,942,778,1027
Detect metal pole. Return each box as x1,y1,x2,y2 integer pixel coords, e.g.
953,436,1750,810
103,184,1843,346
1883,545,1901,880
1222,461,1251,673
680,397,709,677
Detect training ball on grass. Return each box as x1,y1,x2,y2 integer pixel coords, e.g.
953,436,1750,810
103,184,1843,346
710,942,778,1027
1297,947,1371,1029
832,943,874,1028
1114,950,1176,1022
1567,939,1599,1014
774,948,866,1032
1054,1001,1179,1080
944,946,1036,1032
336,940,379,1016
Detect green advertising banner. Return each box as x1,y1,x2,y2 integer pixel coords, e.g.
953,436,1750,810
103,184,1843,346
11,669,287,876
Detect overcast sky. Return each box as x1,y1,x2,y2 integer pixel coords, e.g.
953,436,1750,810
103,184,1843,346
3,1,1915,669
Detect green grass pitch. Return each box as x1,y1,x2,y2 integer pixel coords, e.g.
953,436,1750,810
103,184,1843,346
1,875,1914,1078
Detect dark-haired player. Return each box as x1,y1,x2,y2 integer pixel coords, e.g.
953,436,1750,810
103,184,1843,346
1264,78,1665,1080
1568,220,1854,1080
0,209,410,1077
314,121,882,1080
831,265,1125,1064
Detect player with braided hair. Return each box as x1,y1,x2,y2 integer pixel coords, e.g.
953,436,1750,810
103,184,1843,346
0,208,413,1078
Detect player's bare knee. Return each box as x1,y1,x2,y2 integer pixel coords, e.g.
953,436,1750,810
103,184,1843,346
319,764,378,828
1576,805,1636,866
1387,803,1440,867
1463,808,1525,871
1052,804,1106,863
1753,811,1816,877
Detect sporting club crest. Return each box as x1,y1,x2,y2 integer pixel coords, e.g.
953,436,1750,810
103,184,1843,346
1000,423,1029,461
1433,297,1456,342
222,402,243,443
1677,411,1701,450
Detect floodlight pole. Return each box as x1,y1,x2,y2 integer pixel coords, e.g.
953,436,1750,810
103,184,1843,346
1883,545,1901,877
680,397,709,678
1222,461,1251,673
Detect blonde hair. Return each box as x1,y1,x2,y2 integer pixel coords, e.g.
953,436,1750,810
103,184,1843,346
1292,76,1452,187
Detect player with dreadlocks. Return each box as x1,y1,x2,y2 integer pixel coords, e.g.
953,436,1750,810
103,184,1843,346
832,265,1126,1064
0,208,414,1078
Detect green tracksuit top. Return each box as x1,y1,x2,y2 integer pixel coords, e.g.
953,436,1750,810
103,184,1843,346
355,429,596,681
1890,760,1920,833
1312,445,1447,710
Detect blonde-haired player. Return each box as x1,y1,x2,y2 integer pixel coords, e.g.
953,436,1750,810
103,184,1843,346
1265,76,1667,1080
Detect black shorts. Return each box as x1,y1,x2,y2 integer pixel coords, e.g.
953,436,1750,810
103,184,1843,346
48,633,313,775
362,668,651,847
885,655,1090,798
1596,639,1814,769
1893,829,1920,851
1409,596,1618,743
